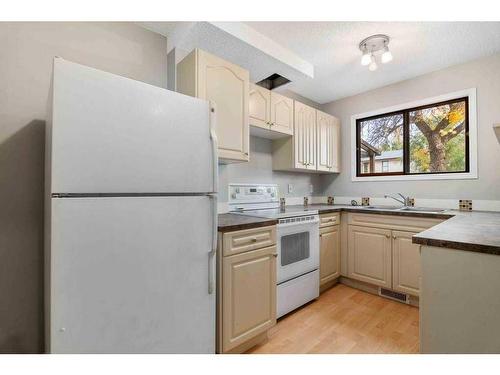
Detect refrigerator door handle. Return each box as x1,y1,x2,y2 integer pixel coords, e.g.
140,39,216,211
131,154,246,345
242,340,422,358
208,102,218,295
209,101,218,194
208,193,217,294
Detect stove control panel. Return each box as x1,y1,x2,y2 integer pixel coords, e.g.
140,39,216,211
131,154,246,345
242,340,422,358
228,183,279,207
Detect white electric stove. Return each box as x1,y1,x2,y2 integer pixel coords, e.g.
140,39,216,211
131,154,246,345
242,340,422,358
228,184,320,318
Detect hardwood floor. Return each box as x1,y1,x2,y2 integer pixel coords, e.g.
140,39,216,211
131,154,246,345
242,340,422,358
247,283,419,354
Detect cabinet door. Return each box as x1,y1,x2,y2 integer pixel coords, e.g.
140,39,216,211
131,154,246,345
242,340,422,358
270,91,294,135
317,111,340,173
320,225,340,286
294,101,316,170
330,117,341,172
249,83,270,130
197,50,249,162
316,110,333,172
348,225,392,287
392,231,420,296
222,245,277,352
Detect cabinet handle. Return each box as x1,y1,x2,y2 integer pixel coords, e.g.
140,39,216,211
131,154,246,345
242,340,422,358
393,235,397,239
251,238,258,242
272,253,278,257
385,234,390,239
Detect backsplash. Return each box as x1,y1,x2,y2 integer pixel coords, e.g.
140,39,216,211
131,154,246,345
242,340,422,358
218,136,322,202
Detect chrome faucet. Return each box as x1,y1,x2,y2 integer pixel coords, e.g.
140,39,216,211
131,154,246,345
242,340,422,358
384,193,411,207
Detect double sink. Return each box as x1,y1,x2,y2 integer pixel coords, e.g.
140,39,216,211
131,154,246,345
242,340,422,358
364,205,445,213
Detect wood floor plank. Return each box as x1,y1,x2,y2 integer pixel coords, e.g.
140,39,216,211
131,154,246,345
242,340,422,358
247,283,419,354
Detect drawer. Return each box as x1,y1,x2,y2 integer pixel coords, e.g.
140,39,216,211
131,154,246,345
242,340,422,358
222,225,276,256
347,212,443,232
320,212,340,227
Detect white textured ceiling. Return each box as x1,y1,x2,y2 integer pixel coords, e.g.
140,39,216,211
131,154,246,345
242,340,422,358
141,22,500,104
245,22,500,103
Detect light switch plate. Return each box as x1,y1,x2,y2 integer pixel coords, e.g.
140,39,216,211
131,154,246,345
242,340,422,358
288,184,293,194
309,184,313,193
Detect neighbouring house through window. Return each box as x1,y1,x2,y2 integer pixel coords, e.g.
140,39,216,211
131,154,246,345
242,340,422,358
356,97,469,177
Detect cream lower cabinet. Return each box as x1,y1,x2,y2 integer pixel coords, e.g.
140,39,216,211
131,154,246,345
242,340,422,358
218,225,277,353
392,231,420,296
177,49,249,163
221,246,276,352
348,225,392,288
320,225,340,286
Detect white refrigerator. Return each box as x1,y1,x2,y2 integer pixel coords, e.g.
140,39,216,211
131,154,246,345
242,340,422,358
45,58,218,353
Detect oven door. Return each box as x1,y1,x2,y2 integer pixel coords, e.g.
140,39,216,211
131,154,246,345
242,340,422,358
276,216,319,284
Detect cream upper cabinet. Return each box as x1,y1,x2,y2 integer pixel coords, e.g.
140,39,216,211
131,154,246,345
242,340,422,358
320,225,340,286
177,49,249,163
221,245,277,353
273,102,339,173
249,83,270,129
270,91,294,135
392,231,421,296
317,110,338,172
348,225,392,288
330,117,341,172
294,101,317,170
249,84,293,136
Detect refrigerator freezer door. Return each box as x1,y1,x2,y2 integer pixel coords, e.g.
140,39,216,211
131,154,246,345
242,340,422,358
50,58,214,194
48,196,215,353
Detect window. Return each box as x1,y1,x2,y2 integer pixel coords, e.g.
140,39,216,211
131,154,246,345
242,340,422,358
356,97,469,177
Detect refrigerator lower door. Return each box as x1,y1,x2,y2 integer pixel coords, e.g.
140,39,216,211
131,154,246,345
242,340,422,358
48,196,215,353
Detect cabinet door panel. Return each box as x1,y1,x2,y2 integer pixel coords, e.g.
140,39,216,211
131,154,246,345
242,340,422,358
392,231,420,296
331,118,341,172
222,246,276,352
270,92,294,135
294,101,316,170
249,84,270,129
317,110,332,172
320,226,340,285
197,51,249,161
348,225,392,287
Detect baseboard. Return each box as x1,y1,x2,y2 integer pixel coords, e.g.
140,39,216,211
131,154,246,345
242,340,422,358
221,331,269,354
339,277,419,307
320,277,339,294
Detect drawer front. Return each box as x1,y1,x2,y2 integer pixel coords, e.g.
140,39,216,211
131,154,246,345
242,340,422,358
320,212,340,227
347,212,443,232
222,225,276,256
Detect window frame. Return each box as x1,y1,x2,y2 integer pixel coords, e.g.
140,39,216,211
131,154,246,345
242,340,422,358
351,88,477,182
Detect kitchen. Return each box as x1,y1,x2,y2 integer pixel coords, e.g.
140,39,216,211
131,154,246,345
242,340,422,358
2,5,500,372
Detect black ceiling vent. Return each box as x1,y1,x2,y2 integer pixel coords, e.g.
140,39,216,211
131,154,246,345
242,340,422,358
256,73,291,90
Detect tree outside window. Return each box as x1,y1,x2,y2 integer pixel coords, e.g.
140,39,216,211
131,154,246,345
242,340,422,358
356,97,469,177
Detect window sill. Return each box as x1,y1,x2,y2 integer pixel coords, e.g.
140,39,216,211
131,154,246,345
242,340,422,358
351,171,478,182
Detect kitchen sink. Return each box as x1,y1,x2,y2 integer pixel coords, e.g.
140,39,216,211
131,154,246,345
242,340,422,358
365,205,402,210
364,205,445,213
398,207,445,213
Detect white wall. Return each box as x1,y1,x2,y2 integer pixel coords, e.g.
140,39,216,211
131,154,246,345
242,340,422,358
0,22,167,353
219,136,322,203
320,53,500,200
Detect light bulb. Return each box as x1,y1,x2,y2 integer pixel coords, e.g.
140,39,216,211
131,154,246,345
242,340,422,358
381,46,393,64
361,51,371,66
368,58,378,71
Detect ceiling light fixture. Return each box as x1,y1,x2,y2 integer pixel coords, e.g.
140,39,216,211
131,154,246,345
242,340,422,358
359,34,393,71
361,48,372,66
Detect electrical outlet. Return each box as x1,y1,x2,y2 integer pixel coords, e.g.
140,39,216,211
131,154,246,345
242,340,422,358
288,184,293,194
